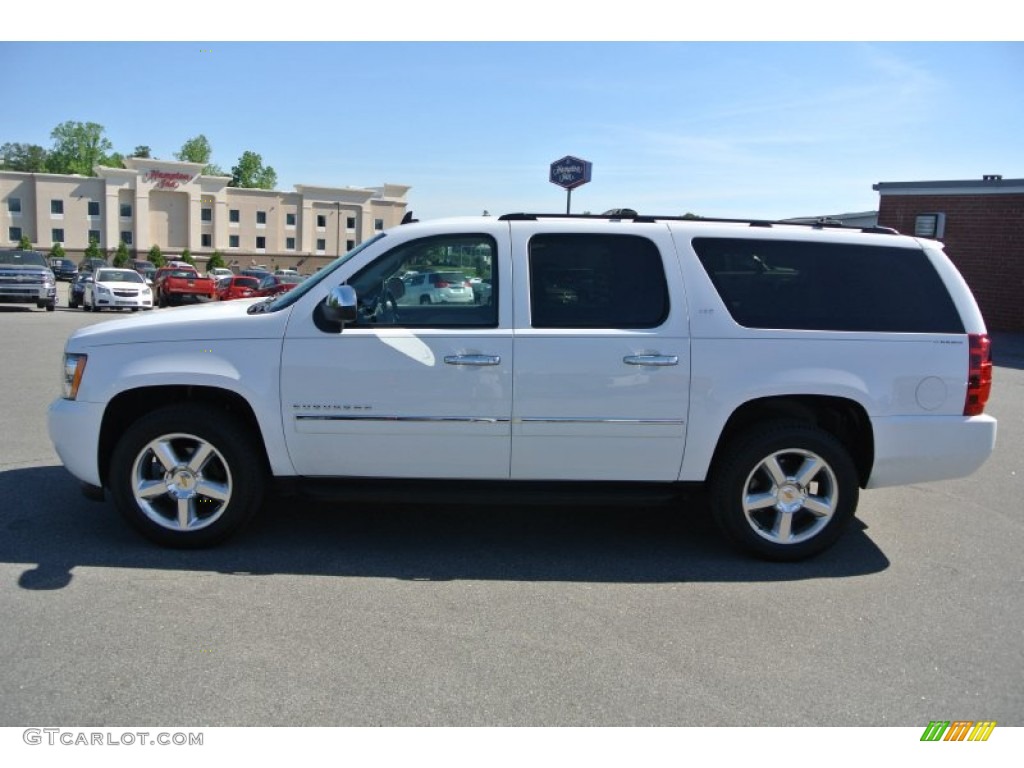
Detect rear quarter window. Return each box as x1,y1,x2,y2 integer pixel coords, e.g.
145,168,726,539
692,237,964,333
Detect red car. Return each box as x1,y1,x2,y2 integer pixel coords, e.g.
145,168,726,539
254,273,303,297
216,276,261,301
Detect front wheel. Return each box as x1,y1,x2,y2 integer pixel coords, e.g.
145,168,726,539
108,404,266,547
710,422,859,561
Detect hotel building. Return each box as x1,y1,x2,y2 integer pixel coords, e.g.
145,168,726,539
1,158,410,271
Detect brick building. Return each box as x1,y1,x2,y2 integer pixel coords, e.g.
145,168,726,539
873,175,1023,332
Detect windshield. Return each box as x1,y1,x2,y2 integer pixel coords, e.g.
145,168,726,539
97,269,144,283
260,233,386,313
0,250,48,268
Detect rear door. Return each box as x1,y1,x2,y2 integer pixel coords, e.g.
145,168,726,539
510,224,691,481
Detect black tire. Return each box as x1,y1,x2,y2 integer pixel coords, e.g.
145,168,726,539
46,301,56,311
108,404,266,548
158,292,168,308
710,422,859,561
419,294,431,305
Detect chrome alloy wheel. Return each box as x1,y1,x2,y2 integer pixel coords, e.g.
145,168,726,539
131,433,233,532
740,448,837,545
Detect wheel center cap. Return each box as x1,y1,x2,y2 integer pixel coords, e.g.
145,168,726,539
167,468,197,498
777,482,806,514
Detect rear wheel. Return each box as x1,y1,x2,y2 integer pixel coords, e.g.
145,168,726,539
108,404,266,547
710,422,858,561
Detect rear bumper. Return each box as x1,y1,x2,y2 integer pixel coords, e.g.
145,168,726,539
866,414,997,488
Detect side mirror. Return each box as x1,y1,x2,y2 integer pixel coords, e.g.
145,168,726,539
323,284,358,328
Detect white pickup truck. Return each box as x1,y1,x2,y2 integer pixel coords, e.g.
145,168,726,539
48,212,997,559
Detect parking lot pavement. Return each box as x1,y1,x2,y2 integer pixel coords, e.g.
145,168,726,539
1,308,1021,727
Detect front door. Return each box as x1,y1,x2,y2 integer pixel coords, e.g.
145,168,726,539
281,231,513,479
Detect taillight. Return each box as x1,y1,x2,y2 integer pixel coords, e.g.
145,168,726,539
964,333,992,416
436,281,450,288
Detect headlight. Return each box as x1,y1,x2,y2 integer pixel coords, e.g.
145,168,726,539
95,285,110,295
62,353,87,400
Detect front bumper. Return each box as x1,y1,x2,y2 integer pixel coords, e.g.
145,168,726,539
47,398,105,487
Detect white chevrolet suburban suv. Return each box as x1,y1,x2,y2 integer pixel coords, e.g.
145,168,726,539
48,212,997,560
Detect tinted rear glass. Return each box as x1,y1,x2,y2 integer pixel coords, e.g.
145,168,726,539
693,237,964,333
528,234,669,329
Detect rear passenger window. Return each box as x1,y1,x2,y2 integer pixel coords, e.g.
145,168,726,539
693,238,965,333
529,234,669,328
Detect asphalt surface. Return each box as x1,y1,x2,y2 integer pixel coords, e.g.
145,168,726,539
0,285,1021,726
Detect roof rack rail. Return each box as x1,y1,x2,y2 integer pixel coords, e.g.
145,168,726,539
497,212,897,234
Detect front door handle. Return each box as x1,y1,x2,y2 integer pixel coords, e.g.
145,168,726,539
623,354,679,367
444,354,502,366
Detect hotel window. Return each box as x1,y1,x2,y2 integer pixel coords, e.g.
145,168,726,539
286,212,296,227
374,218,384,231
120,203,132,218
88,229,101,244
346,216,356,230
51,228,65,243
201,233,212,247
120,231,133,246
229,235,239,248
9,227,22,242
51,200,64,216
201,208,212,222
256,211,267,226
229,209,240,224
316,214,327,229
316,238,326,252
346,239,355,251
88,201,100,217
8,197,22,214
286,237,296,250
256,236,266,250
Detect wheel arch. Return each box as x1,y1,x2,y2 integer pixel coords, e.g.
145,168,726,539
98,385,270,488
709,395,874,488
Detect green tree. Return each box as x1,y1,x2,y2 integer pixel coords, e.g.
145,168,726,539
175,134,224,175
113,241,131,267
1,142,50,172
46,121,113,176
133,145,152,158
181,248,195,266
17,234,33,250
206,250,226,270
49,242,66,259
148,244,165,267
230,151,277,189
102,151,125,169
84,236,102,260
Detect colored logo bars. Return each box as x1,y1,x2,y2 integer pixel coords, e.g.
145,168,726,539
920,721,997,741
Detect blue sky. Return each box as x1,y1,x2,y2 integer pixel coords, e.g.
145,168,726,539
2,40,1021,221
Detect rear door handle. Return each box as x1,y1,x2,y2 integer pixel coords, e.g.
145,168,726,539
444,354,502,366
623,354,679,367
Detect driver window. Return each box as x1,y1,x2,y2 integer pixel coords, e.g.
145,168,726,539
347,234,498,328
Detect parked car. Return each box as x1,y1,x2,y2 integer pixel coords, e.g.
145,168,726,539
67,273,93,309
216,276,261,301
49,258,79,281
208,267,235,281
0,249,57,311
254,273,303,298
398,270,475,305
48,212,997,559
82,267,153,312
152,265,217,307
78,258,109,274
